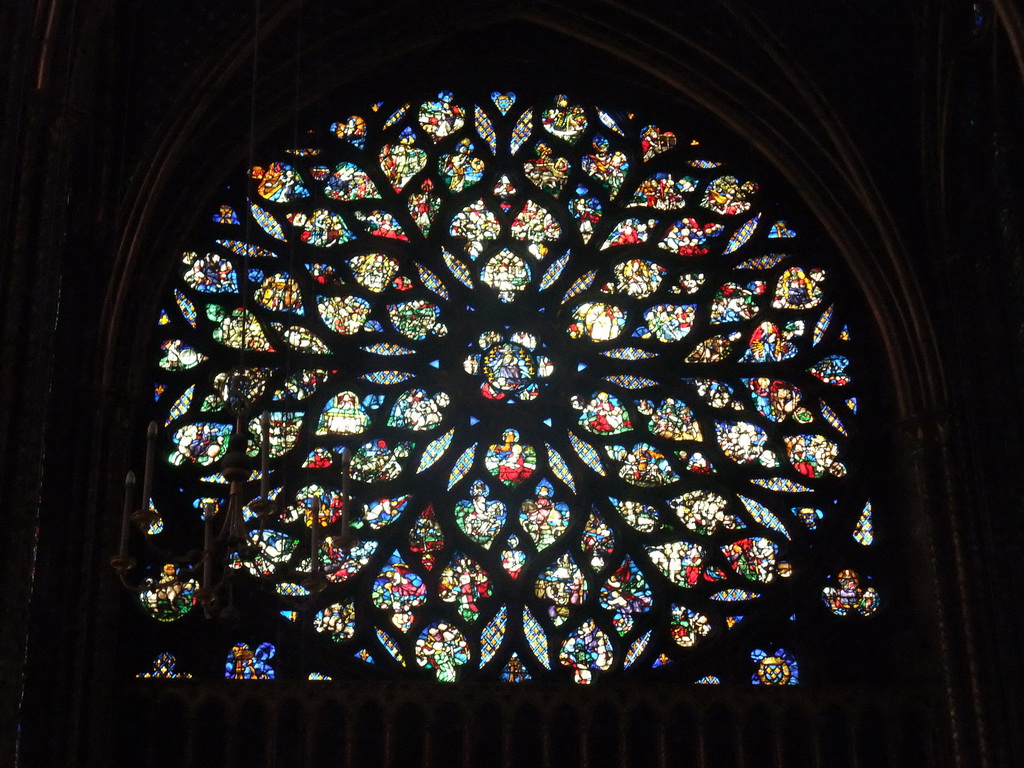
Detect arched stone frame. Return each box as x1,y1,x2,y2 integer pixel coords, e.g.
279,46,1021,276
101,11,951,754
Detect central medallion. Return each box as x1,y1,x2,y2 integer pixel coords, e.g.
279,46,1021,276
463,330,553,402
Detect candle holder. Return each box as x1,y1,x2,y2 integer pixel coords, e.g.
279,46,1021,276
112,398,360,620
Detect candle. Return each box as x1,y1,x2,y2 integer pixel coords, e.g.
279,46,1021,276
310,497,321,574
203,502,214,590
140,421,157,518
341,447,351,532
119,471,135,559
260,410,270,499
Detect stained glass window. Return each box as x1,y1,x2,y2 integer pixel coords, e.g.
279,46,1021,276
139,91,876,684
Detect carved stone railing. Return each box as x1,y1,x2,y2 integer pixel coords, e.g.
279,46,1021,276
111,681,946,768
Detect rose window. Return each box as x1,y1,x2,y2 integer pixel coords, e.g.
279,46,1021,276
144,91,865,683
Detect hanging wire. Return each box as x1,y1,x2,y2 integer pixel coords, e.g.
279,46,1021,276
286,0,304,494
240,0,263,366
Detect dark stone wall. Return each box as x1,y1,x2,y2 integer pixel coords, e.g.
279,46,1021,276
2,1,1021,765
